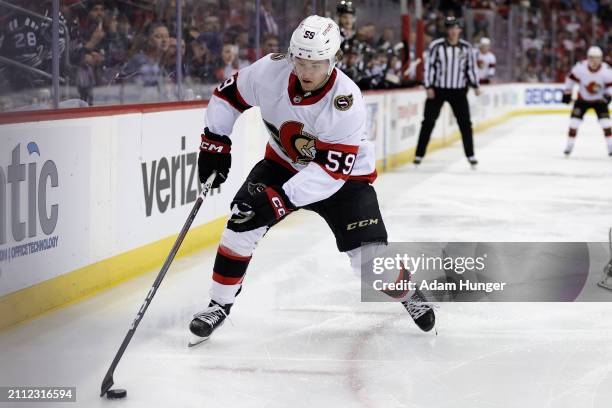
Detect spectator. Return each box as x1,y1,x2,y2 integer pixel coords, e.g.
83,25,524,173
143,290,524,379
163,37,186,83
196,15,223,56
187,38,217,84
216,43,248,81
261,34,280,56
337,0,357,53
100,12,130,69
124,22,170,86
76,50,102,105
255,0,279,37
79,0,106,53
376,28,396,51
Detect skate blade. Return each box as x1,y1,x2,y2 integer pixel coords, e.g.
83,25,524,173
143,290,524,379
188,335,210,348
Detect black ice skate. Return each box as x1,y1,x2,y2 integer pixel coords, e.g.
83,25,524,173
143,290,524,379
413,156,423,166
402,288,436,332
188,300,232,347
564,148,572,156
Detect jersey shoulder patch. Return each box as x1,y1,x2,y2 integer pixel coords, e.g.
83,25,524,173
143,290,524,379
334,94,353,111
270,53,286,61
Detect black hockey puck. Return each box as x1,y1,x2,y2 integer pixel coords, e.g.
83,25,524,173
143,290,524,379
106,388,127,399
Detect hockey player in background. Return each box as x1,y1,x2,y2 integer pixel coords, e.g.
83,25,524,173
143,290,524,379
475,37,495,85
562,46,612,157
189,15,435,345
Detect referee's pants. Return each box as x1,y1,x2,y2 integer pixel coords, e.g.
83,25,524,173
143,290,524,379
415,87,474,158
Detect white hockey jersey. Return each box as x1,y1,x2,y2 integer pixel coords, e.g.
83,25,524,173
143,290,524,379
205,53,376,207
475,50,496,83
564,60,612,102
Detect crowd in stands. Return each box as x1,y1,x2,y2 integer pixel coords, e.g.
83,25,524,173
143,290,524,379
0,0,609,108
513,0,612,82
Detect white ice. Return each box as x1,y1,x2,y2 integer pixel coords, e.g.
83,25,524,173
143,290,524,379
1,114,612,408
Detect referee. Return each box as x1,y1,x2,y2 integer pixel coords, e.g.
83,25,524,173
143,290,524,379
414,16,481,167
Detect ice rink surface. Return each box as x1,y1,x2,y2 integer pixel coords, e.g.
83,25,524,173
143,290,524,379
1,113,612,408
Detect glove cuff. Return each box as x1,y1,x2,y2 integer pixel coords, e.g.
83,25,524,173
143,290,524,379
265,186,295,220
201,128,232,153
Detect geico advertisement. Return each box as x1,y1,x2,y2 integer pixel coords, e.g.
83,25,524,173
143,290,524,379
115,109,240,250
523,85,566,106
0,126,90,296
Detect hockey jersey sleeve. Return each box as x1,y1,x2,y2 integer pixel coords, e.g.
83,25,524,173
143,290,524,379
564,63,580,92
282,93,365,207
488,54,496,78
606,66,612,98
204,56,268,136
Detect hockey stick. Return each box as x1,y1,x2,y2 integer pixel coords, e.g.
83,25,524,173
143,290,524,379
100,171,217,397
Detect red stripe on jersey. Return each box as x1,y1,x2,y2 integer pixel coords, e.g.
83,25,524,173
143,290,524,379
265,143,299,173
218,245,251,261
213,73,252,113
350,170,378,183
606,82,612,87
212,271,244,285
315,139,359,154
264,143,377,183
568,73,579,82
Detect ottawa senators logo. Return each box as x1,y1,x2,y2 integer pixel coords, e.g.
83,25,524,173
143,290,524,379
264,120,317,165
270,53,286,61
586,81,601,95
334,94,353,111
247,182,266,195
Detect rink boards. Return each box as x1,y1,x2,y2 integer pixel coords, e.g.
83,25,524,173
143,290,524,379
0,83,569,329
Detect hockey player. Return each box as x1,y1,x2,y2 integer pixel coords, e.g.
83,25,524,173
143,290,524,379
562,46,612,157
189,16,435,344
475,37,496,85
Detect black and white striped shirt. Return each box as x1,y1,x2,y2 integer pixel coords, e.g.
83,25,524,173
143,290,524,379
424,38,479,89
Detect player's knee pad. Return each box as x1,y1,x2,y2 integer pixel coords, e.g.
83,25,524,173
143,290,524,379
569,117,582,130
219,226,268,257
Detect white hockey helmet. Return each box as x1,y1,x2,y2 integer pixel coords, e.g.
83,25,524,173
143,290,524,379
288,15,341,75
587,46,603,58
479,37,491,47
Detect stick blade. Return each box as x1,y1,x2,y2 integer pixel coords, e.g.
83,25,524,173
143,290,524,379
100,374,114,397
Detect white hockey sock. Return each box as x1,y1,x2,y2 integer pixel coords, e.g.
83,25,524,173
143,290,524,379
606,136,612,154
210,281,242,306
565,137,576,152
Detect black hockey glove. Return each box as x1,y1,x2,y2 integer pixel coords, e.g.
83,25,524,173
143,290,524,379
198,127,231,188
605,94,611,105
561,93,572,104
228,186,296,232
